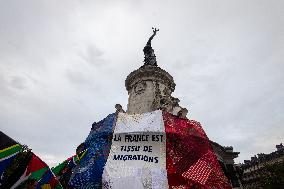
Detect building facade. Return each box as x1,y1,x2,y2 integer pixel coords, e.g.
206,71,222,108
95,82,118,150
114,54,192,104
241,143,284,188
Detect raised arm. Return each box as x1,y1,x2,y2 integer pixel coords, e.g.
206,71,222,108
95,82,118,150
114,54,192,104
146,27,159,46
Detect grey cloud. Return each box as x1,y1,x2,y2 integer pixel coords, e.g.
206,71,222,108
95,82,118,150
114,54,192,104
10,76,27,90
66,69,90,86
78,44,105,66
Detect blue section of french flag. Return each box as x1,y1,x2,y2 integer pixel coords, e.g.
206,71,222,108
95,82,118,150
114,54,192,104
69,113,116,188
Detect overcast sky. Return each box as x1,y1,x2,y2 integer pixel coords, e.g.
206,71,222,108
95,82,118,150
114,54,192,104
0,0,283,167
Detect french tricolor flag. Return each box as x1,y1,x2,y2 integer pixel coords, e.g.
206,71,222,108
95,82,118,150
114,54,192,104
69,110,232,189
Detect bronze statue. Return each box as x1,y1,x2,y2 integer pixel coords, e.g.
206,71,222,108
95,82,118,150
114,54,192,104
143,27,159,66
146,27,159,47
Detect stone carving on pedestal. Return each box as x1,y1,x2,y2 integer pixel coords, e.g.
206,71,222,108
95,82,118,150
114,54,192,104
151,81,161,111
159,87,173,113
171,97,180,107
134,81,147,95
177,108,188,119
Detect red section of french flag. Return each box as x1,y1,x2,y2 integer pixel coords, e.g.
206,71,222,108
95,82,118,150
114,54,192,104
163,112,232,189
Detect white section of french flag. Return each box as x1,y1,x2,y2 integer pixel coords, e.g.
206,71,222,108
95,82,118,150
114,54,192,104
102,110,168,189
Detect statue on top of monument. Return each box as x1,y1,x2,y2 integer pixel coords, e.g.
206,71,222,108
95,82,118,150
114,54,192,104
143,27,159,66
146,27,159,47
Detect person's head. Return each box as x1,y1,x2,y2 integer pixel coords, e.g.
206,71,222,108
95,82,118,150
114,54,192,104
76,143,85,156
115,104,122,110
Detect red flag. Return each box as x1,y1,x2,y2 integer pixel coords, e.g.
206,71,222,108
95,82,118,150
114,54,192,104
182,158,212,185
163,112,232,189
11,153,49,188
27,154,48,176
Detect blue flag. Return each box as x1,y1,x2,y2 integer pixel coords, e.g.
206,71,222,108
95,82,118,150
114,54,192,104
69,113,116,188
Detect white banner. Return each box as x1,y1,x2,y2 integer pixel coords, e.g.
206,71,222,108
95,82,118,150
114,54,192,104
102,110,168,189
